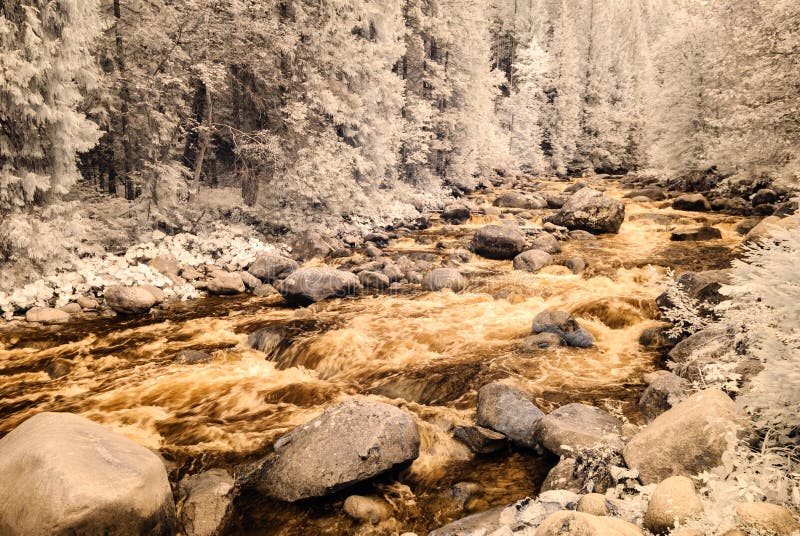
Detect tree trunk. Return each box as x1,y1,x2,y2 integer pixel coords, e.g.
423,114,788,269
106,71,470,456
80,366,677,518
192,81,212,196
113,0,135,200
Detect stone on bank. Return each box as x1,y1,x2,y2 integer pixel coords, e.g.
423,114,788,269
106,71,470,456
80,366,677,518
0,412,175,535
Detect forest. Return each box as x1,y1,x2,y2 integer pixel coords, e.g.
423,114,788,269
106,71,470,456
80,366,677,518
0,0,799,535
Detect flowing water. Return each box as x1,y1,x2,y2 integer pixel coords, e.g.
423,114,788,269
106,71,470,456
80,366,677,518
0,178,744,535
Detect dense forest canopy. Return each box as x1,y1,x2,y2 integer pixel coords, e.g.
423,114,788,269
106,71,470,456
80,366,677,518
1,0,799,266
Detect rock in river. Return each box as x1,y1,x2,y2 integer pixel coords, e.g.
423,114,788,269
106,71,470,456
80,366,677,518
0,412,176,535
177,469,234,536
544,188,625,234
513,249,553,273
104,284,158,314
422,268,467,292
254,397,420,501
476,382,544,449
531,310,594,348
471,225,527,259
25,306,70,324
207,271,246,295
274,267,362,305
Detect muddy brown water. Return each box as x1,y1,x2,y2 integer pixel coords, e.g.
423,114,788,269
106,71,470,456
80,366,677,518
0,179,744,535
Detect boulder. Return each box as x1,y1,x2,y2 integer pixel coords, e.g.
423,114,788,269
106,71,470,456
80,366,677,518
752,188,778,206
513,250,553,273
177,469,234,536
422,268,467,292
0,412,175,535
476,382,544,449
672,194,711,212
207,272,246,295
535,510,643,536
255,397,419,501
624,188,666,201
248,253,298,283
343,495,392,524
531,311,594,348
541,457,581,492
274,267,361,305
364,232,391,247
46,358,73,379
59,302,82,314
105,285,157,314
442,202,473,224
736,502,800,536
471,225,527,260
77,295,100,310
452,425,507,454
644,476,703,534
623,389,741,484
529,233,561,254
494,191,547,209
290,230,334,260
544,188,625,234
429,507,506,536
180,266,204,281
239,271,261,290
577,494,610,516
670,226,722,241
638,372,690,421
247,328,286,356
26,307,70,324
359,270,391,289
534,403,623,456
149,254,181,281
744,214,800,245
545,192,570,209
564,257,586,274
364,244,382,258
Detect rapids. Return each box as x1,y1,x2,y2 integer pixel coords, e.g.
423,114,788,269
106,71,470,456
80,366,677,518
0,178,744,535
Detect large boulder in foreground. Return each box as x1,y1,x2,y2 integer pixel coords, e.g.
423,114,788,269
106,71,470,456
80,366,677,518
274,267,361,304
0,412,175,535
476,382,544,449
623,389,741,484
532,310,594,348
105,285,158,314
535,403,623,456
248,253,298,283
255,397,420,502
471,225,527,259
544,188,625,234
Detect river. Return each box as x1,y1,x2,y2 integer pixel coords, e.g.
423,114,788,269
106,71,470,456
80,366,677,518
0,178,744,535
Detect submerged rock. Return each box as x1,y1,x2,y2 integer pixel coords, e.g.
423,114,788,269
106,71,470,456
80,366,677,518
176,349,214,365
471,225,527,259
670,226,722,241
623,389,741,484
105,284,158,314
535,403,623,456
0,412,175,535
178,469,234,536
275,267,361,304
531,310,594,348
247,327,287,356
254,397,419,501
476,382,544,449
422,268,467,292
544,188,625,234
359,270,391,289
